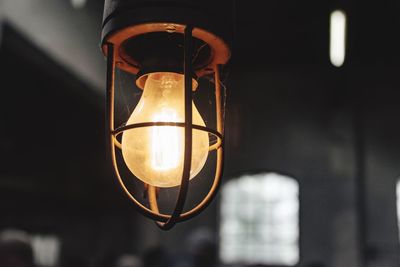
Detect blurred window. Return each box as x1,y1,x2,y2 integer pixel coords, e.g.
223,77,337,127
220,173,299,266
32,235,61,267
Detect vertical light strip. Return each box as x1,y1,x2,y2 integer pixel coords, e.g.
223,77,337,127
397,181,400,240
330,10,347,67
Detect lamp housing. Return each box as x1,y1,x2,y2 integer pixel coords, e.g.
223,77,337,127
101,0,231,230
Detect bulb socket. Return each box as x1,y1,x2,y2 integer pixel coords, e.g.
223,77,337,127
101,1,231,78
136,71,198,91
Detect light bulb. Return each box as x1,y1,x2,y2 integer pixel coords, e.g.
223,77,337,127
121,72,209,187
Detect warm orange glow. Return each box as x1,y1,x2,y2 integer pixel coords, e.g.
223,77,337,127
121,72,209,187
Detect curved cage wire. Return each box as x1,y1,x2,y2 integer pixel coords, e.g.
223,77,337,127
105,26,226,229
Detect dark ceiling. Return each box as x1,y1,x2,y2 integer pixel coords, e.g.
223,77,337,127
3,0,400,91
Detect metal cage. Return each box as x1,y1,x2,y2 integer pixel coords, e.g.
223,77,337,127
101,4,230,230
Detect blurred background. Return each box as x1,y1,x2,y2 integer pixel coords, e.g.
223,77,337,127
1,0,400,267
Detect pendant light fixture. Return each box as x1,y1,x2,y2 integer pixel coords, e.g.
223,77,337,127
101,0,231,230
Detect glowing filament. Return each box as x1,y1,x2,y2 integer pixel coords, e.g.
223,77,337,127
151,111,181,171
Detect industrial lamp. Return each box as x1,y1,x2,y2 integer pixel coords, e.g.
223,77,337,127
101,0,231,230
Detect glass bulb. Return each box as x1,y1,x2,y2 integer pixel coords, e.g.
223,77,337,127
121,72,209,188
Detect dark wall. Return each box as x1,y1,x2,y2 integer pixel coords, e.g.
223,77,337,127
219,66,361,266
0,24,143,267
357,69,400,267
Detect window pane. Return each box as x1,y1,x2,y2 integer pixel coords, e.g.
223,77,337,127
220,173,299,266
32,235,61,267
